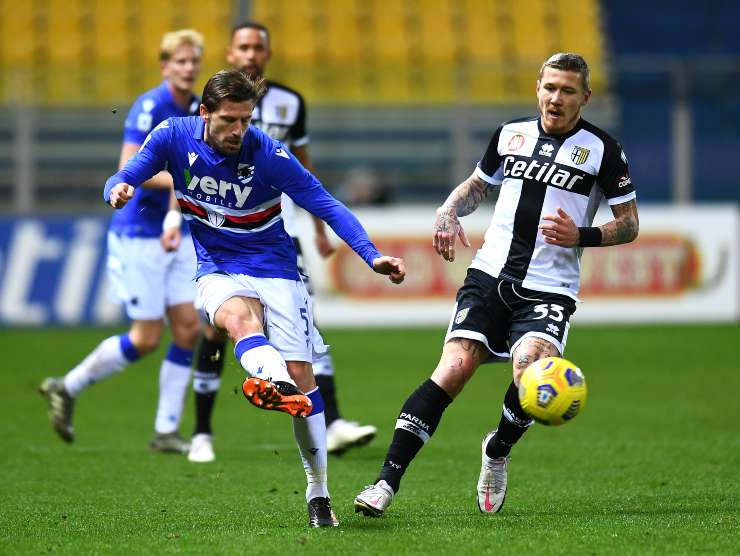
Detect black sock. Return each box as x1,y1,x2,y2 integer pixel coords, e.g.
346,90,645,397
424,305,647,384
315,374,341,426
193,337,226,435
378,379,453,493
486,381,533,459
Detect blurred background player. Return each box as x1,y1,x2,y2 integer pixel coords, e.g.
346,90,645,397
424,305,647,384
39,30,206,453
354,53,639,517
182,21,377,463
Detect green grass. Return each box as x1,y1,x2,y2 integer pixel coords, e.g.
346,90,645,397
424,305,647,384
1,324,738,554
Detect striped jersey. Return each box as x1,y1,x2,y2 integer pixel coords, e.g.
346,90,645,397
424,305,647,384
110,81,199,238
251,79,309,237
471,117,636,300
103,116,381,280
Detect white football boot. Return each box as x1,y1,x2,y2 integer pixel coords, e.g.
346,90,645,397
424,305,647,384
477,431,509,513
326,418,377,455
188,433,215,463
354,479,394,517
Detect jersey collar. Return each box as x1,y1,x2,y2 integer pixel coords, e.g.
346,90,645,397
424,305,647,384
192,117,227,165
537,117,584,140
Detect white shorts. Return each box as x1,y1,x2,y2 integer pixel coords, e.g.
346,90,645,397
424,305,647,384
107,232,197,320
197,272,327,363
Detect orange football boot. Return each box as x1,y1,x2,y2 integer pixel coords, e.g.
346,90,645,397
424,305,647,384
242,377,312,418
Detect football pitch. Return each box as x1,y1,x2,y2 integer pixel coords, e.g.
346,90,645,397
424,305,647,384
1,324,738,554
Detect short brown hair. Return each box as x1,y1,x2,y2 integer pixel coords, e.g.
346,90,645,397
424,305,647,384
159,29,204,62
539,52,590,91
201,70,266,112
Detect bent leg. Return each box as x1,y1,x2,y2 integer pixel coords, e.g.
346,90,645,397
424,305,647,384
216,296,293,385
485,336,560,459
63,322,158,398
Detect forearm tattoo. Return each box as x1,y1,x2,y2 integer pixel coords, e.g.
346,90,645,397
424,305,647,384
441,175,491,218
599,200,639,246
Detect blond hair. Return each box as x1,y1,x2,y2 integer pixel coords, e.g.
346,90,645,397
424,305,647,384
159,29,204,62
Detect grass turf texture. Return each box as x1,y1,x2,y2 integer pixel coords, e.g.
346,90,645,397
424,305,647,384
0,324,738,554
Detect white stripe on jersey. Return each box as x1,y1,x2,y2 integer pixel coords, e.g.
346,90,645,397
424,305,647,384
608,191,637,205
182,211,283,235
175,190,281,217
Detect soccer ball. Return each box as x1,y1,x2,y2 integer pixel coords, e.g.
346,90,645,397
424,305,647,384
518,357,587,426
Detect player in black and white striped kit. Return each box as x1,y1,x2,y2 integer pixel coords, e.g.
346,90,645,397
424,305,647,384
355,53,640,517
186,21,377,471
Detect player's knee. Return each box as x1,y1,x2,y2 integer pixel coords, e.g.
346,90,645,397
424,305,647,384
171,317,200,349
512,337,559,386
221,312,262,341
431,341,481,397
130,332,162,355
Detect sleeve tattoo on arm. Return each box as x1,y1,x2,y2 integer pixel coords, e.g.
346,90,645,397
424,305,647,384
449,175,492,217
599,200,639,246
435,174,491,235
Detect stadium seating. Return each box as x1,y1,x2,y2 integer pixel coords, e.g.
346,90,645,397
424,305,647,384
251,0,607,105
0,0,608,106
0,0,231,106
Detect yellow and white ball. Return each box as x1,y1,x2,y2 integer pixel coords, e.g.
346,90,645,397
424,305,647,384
518,357,587,426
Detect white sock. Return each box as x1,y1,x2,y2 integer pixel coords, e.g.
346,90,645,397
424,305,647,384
154,344,193,434
63,335,137,398
292,387,329,501
235,334,294,386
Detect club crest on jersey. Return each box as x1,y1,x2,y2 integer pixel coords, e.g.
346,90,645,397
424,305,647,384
507,134,525,151
237,163,255,185
570,146,590,165
207,210,225,228
454,307,470,324
539,143,555,157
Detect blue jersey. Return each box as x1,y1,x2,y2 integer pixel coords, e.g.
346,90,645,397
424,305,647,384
109,82,199,238
104,116,381,280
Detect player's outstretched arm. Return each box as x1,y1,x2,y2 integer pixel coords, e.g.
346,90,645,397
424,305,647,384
433,172,491,261
108,183,135,209
372,256,406,284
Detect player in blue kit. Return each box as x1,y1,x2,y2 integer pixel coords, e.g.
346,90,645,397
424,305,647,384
104,69,406,527
182,20,378,464
39,30,205,453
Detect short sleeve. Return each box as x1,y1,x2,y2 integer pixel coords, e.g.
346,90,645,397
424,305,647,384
475,125,503,185
598,140,636,205
287,93,309,148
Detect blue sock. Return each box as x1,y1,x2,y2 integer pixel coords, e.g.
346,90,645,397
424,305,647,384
119,334,141,362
